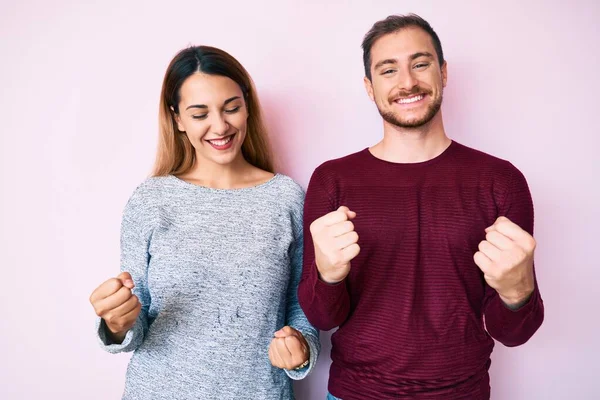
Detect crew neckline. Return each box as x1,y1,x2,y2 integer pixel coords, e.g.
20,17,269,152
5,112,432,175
363,140,455,167
167,173,281,192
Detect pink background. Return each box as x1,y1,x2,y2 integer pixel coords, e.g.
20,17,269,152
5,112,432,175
1,1,598,399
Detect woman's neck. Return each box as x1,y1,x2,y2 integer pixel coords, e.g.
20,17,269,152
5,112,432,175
177,156,273,189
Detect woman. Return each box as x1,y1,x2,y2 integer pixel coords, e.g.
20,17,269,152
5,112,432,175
89,46,320,399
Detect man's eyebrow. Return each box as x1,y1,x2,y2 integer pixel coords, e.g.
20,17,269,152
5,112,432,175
410,52,434,60
374,58,398,70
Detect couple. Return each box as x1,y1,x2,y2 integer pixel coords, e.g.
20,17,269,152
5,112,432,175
89,14,544,400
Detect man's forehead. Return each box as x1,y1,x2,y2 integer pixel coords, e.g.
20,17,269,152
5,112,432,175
371,27,436,56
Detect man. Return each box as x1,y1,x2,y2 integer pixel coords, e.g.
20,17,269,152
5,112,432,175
298,14,544,399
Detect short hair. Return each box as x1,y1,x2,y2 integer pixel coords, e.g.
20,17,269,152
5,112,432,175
362,14,445,80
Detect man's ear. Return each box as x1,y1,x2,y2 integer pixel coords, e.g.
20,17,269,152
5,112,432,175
441,61,448,88
364,76,375,102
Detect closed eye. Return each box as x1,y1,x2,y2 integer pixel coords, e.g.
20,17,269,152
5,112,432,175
192,114,208,120
225,106,241,114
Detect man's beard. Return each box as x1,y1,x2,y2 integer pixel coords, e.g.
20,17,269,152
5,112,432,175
378,88,443,129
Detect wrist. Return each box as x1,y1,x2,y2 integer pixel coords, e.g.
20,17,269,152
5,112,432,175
316,263,345,284
294,338,310,370
499,288,534,310
317,271,344,285
293,359,310,370
105,322,129,343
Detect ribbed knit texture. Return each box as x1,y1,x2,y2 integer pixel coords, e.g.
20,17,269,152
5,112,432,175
298,141,544,400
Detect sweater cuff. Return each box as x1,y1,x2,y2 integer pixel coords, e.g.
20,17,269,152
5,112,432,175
489,286,540,325
284,332,320,380
311,261,347,303
96,318,136,354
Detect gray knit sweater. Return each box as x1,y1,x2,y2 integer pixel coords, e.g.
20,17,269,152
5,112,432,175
96,174,320,399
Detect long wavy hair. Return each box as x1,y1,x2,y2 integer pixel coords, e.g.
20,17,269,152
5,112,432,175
153,46,274,176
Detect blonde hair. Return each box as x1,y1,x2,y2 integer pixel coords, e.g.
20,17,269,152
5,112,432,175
153,46,274,176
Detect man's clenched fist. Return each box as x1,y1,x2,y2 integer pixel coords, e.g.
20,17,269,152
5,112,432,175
474,216,536,308
310,206,360,284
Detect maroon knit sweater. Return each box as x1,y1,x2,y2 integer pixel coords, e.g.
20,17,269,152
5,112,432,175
298,141,544,399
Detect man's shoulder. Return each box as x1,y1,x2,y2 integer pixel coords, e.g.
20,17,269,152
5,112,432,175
451,141,521,176
313,148,368,177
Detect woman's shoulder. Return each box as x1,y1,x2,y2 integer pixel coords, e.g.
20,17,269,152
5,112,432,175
270,174,305,203
266,174,305,225
272,173,304,193
123,175,176,216
128,175,173,200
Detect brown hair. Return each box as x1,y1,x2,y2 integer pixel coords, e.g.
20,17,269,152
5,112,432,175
362,14,445,81
153,46,273,176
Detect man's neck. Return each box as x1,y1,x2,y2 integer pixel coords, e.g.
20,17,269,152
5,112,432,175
370,112,451,163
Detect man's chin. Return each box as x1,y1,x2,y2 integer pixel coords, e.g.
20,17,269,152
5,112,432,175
381,114,432,129
379,105,442,129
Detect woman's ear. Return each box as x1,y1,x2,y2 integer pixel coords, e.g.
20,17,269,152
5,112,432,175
171,106,185,132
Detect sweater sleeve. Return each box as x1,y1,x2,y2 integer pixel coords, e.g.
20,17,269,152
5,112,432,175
283,197,321,380
298,166,351,331
483,166,544,346
96,184,154,353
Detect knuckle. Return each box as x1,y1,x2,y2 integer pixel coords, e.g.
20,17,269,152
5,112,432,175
119,288,131,301
525,237,536,251
95,304,107,316
114,322,127,332
108,278,122,289
498,220,510,230
120,284,133,295
284,335,296,344
330,254,342,266
506,242,518,252
105,313,117,324
113,318,130,332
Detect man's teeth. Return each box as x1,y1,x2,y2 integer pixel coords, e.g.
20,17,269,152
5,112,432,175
209,136,233,146
396,95,424,104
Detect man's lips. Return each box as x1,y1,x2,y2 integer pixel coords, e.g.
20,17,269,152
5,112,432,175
393,94,427,105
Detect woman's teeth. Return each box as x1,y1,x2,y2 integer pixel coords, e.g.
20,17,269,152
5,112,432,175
209,136,233,145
